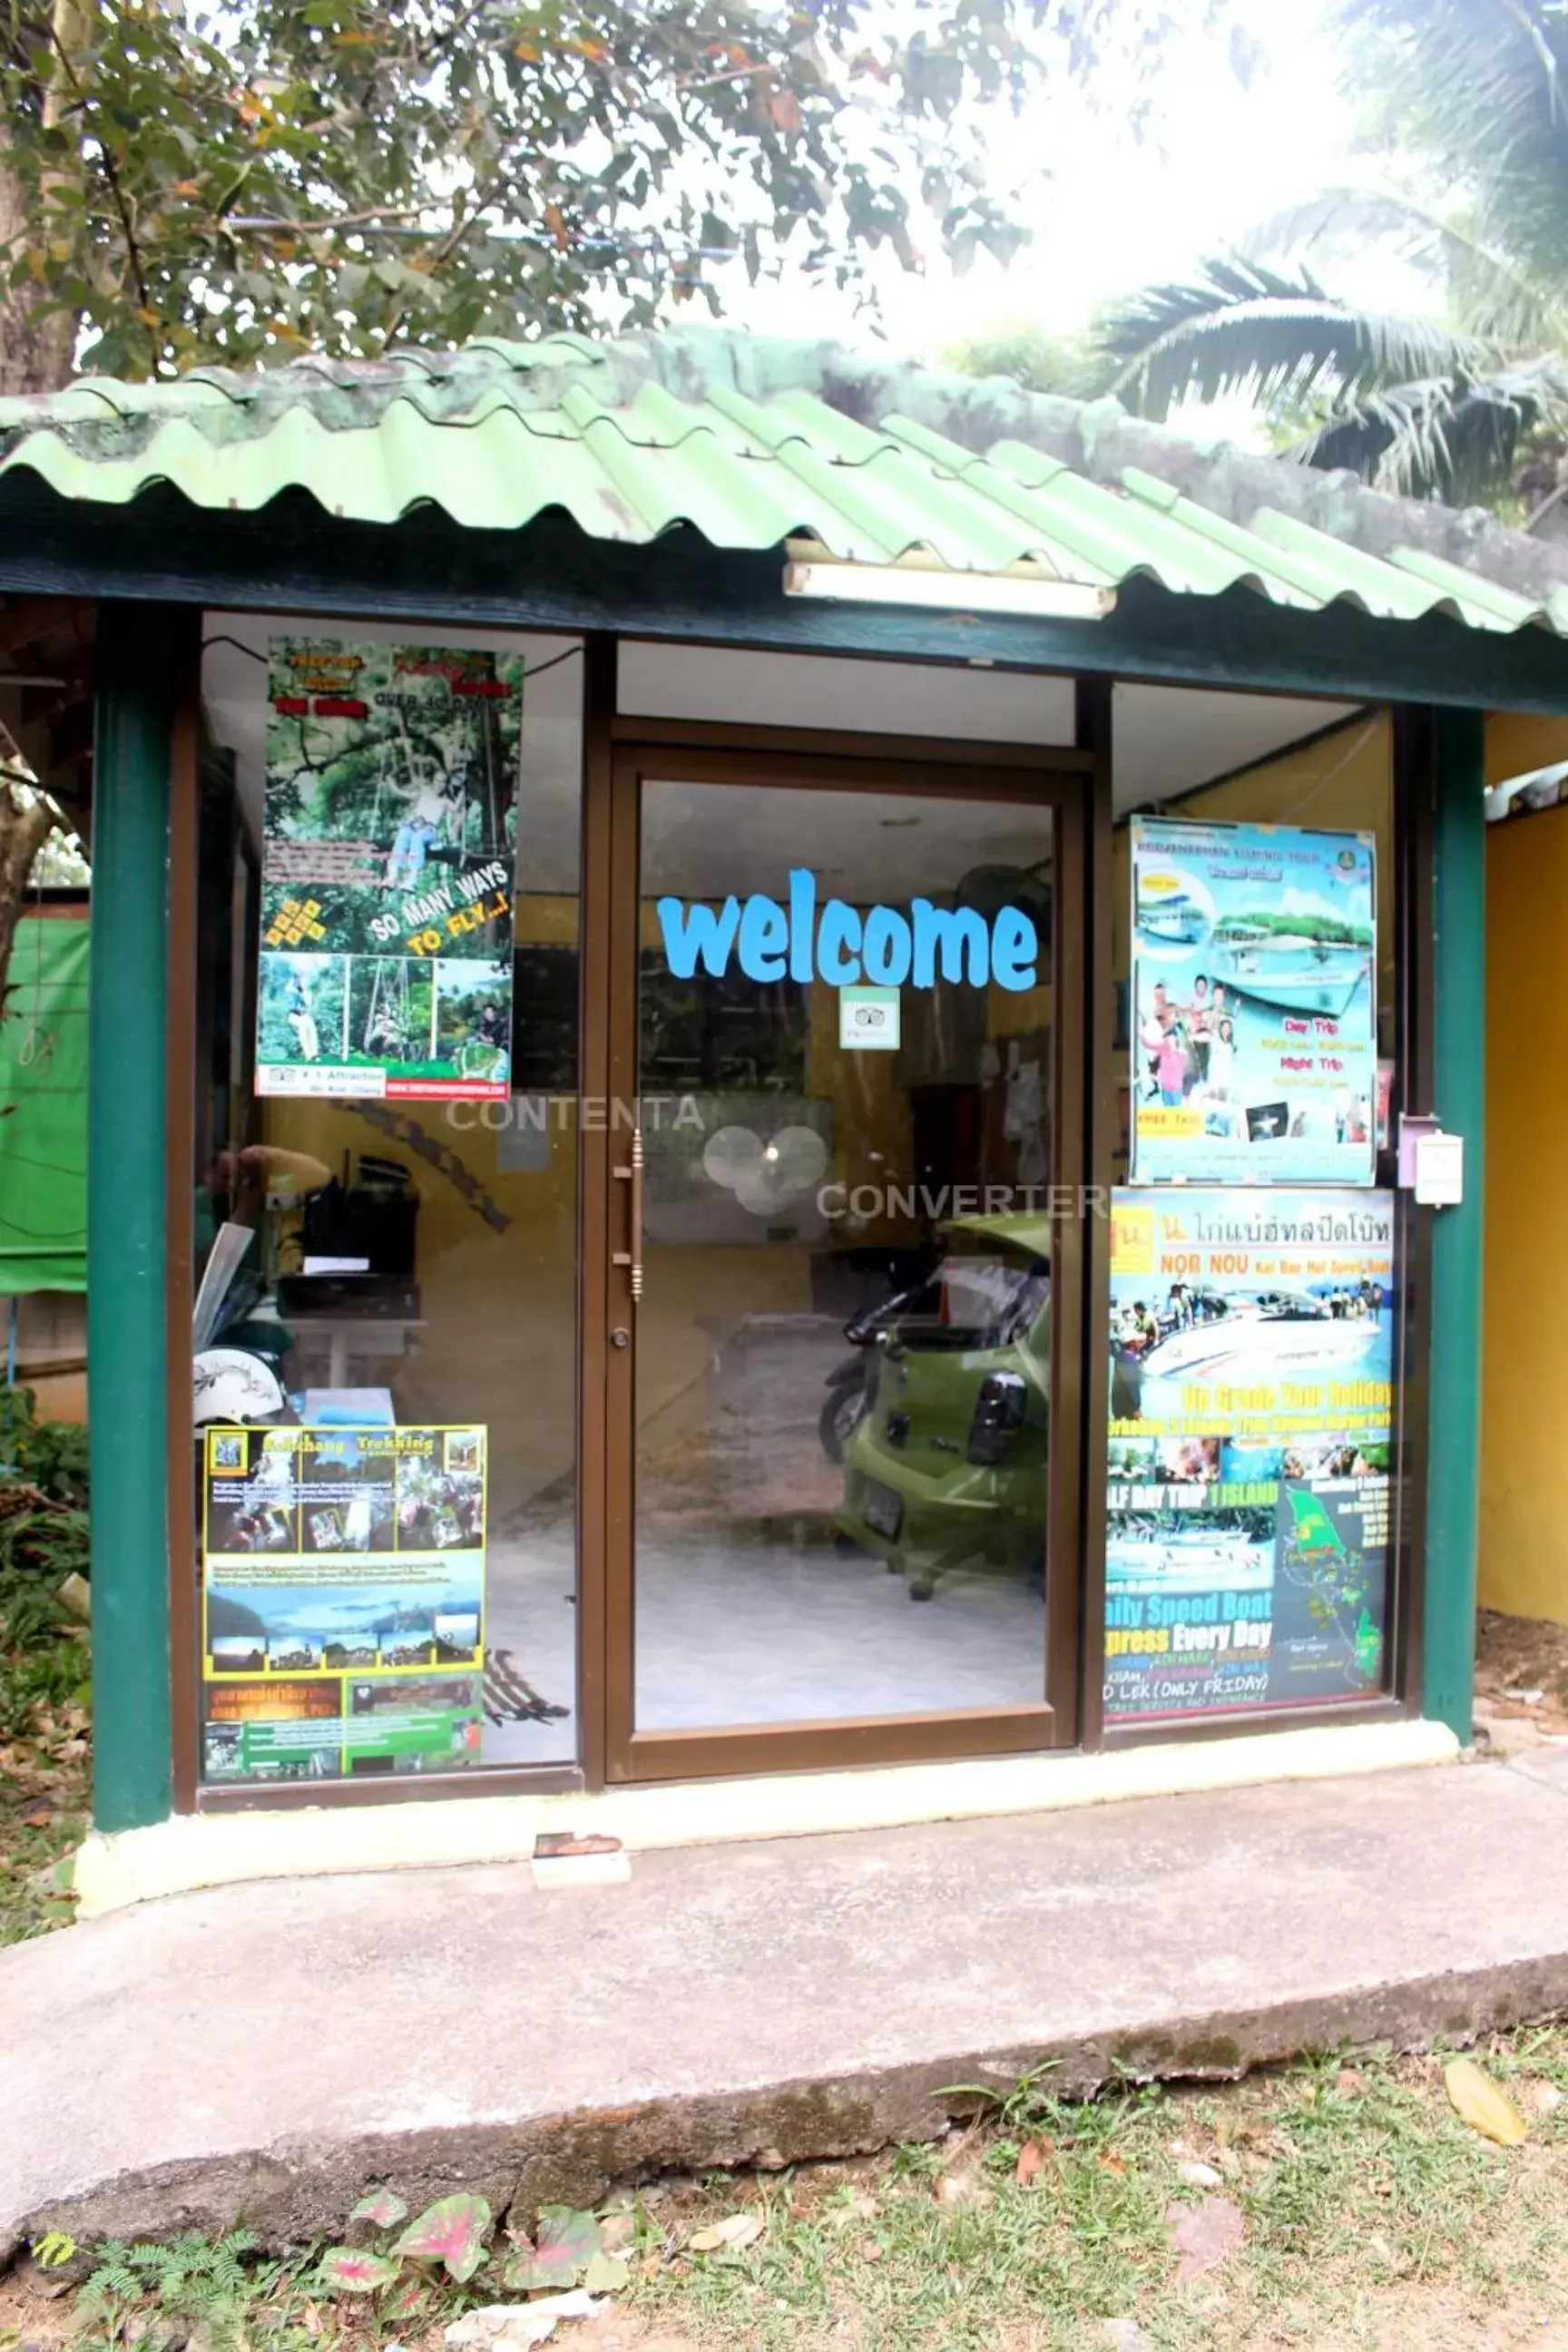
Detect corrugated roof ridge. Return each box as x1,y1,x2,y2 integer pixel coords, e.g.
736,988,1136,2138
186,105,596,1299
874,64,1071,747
2,326,1567,626
0,331,649,446
1241,506,1479,625
752,339,1568,612
878,416,1279,600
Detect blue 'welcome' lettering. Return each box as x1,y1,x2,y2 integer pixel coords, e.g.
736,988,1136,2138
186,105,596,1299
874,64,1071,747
656,896,741,978
655,869,1038,992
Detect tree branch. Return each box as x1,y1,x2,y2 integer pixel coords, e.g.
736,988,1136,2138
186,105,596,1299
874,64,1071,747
46,23,153,327
227,204,429,233
0,786,56,1008
377,173,505,344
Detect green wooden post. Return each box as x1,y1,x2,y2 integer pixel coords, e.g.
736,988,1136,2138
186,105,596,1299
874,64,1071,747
1424,707,1486,1744
89,605,175,1831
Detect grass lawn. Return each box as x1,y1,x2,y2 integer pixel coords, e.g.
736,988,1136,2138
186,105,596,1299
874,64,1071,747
622,2042,1568,2350
5,2034,1568,2352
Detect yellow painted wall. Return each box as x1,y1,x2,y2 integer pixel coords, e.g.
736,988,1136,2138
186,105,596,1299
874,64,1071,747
1481,715,1568,1622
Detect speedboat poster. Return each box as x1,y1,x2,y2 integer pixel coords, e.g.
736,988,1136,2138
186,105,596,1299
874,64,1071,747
1131,817,1377,1186
1105,1189,1393,1723
257,637,519,1101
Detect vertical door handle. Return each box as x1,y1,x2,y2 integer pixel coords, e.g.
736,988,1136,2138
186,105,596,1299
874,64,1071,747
612,1128,644,1303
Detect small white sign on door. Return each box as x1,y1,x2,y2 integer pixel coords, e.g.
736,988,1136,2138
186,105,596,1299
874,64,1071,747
839,985,901,1051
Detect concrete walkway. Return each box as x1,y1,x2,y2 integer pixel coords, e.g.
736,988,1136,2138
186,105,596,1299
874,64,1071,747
7,1749,1568,2258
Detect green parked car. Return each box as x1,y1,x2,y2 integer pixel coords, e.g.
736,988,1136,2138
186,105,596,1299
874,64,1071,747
835,1214,1050,1601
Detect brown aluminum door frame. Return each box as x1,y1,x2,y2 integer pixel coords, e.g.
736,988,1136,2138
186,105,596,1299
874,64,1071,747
601,733,1088,1784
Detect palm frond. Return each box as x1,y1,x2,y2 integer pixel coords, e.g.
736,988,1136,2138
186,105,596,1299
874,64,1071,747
1250,183,1565,350
1333,0,1568,299
1294,356,1568,503
1099,257,1488,424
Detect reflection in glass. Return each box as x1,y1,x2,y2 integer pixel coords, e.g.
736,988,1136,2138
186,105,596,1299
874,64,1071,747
194,620,584,1783
633,780,1054,1730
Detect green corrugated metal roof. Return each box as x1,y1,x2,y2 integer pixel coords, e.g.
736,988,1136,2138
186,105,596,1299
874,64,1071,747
4,327,1568,635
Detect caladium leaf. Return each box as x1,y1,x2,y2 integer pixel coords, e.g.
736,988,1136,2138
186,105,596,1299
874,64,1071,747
351,2187,409,2229
392,2193,493,2283
509,2206,600,2289
381,2270,430,2322
318,2248,400,2294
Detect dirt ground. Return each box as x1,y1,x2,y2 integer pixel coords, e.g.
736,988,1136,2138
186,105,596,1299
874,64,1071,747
1474,1609,1568,1740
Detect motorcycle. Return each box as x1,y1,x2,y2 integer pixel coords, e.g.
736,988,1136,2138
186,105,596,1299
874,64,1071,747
818,1275,935,1463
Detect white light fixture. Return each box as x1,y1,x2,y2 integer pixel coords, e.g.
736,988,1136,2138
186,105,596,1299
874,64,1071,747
783,550,1116,622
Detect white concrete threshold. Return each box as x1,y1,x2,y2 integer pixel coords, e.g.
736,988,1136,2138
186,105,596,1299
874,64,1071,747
74,1717,1459,1917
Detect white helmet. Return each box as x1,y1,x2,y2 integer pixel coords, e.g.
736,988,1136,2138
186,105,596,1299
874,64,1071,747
192,1348,286,1426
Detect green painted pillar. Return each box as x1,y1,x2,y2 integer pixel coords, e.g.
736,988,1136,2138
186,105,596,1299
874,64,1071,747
1423,707,1486,1744
89,605,175,1831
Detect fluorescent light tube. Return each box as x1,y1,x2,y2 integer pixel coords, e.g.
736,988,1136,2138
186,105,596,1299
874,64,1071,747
783,557,1116,622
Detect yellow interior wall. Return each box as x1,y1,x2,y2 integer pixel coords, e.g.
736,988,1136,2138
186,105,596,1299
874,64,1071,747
1485,711,1568,789
1481,715,1568,1622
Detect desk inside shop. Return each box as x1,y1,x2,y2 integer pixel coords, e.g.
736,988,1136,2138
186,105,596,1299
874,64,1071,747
192,1151,424,1432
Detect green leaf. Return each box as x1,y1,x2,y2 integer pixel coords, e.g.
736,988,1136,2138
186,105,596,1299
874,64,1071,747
318,2248,399,2294
506,2206,600,2290
391,2194,492,2283
350,2187,408,2229
0,0,1232,385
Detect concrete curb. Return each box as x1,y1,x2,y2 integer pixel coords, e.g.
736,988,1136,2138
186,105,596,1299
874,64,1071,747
9,1753,1566,2263
11,1950,1568,2258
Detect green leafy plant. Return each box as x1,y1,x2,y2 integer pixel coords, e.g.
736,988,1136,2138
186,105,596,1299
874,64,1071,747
318,2189,493,2298
1090,0,1568,509
79,2230,280,2350
317,2190,632,2309
0,1385,87,1502
0,1387,91,1738
502,2205,629,2295
0,1387,89,1632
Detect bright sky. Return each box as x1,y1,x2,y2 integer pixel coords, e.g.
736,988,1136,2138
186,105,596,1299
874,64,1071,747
708,0,1426,371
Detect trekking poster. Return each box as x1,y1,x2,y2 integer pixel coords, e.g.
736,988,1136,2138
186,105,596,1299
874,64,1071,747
1130,817,1377,1186
200,1423,487,1782
258,638,521,1101
1104,1189,1394,1724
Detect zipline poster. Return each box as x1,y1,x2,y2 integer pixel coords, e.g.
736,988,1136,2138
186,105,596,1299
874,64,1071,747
1105,1189,1393,1724
258,637,521,1101
1131,818,1377,1185
201,1424,486,1783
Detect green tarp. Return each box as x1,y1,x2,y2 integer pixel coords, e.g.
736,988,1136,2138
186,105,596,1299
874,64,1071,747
0,913,87,1293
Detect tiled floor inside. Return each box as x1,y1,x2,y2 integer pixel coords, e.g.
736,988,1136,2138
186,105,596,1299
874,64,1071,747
482,1507,1044,1762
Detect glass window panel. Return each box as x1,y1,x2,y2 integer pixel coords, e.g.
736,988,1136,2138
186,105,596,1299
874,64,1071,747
633,776,1055,1730
192,617,583,1787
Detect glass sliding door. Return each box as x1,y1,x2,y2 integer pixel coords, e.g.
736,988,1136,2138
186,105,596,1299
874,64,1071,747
603,746,1085,1779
